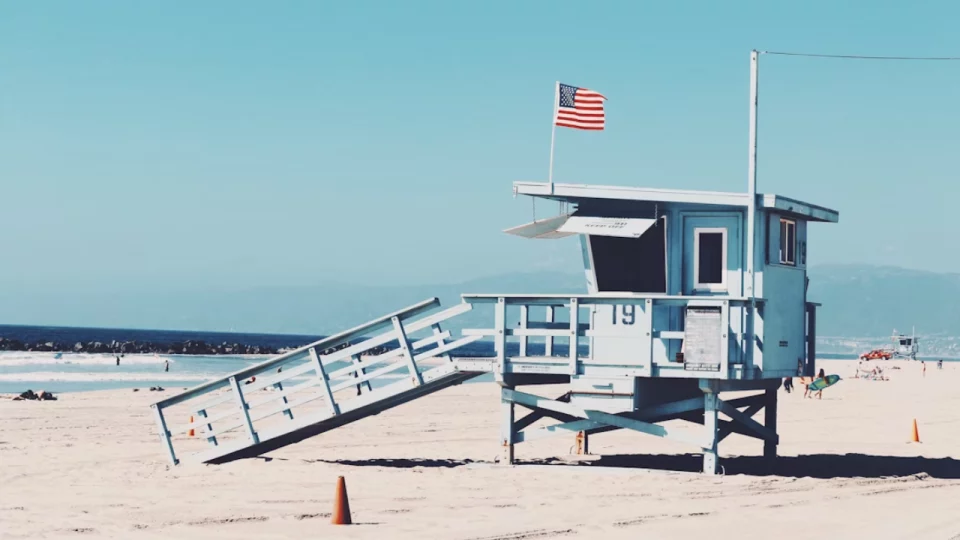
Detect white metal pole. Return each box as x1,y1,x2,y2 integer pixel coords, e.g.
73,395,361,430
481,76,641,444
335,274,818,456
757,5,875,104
548,81,559,196
745,50,760,371
746,50,759,300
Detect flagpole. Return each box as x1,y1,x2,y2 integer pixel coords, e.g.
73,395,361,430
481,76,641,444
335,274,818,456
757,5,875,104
746,51,759,301
746,50,760,371
548,81,559,197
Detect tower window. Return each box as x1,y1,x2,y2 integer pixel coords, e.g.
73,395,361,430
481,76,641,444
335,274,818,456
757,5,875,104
779,218,796,266
694,228,726,290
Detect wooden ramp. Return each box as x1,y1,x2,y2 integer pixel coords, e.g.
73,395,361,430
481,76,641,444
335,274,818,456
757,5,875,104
150,298,491,466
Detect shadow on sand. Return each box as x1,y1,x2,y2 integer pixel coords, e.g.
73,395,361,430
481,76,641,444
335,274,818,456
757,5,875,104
533,453,960,479
307,457,478,469
313,454,960,479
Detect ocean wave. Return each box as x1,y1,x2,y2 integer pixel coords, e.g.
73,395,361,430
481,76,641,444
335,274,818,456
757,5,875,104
0,352,175,366
0,371,208,383
0,372,411,385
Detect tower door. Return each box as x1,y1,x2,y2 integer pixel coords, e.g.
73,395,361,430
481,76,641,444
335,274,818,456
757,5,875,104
682,214,741,296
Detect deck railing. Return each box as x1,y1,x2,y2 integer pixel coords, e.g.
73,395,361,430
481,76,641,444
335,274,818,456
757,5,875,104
460,293,759,379
150,297,479,465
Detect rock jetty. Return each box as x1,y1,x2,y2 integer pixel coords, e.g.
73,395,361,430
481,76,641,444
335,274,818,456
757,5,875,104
0,337,389,356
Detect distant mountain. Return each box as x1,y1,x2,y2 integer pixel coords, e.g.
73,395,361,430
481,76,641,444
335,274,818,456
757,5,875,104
0,264,955,341
807,264,960,338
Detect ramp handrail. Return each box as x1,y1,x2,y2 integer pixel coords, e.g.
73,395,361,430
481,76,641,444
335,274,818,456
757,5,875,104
150,298,479,465
153,297,442,410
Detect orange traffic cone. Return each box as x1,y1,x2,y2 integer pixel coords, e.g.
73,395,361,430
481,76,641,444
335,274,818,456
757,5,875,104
331,476,352,525
910,419,920,443
188,416,195,437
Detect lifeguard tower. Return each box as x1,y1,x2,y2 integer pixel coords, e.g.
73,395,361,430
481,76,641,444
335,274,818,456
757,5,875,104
481,181,838,472
149,179,838,475
149,51,839,474
891,329,919,360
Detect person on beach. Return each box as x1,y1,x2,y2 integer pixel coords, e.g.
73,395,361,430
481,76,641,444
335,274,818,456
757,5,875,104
795,358,808,396
922,361,926,377
116,356,120,366
938,359,943,370
783,377,794,393
815,367,826,399
164,359,169,372
806,368,826,399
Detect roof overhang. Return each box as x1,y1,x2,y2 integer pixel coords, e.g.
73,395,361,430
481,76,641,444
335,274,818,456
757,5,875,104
513,181,750,207
760,194,839,223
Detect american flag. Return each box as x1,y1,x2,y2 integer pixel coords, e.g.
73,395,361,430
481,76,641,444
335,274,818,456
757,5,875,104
554,83,606,130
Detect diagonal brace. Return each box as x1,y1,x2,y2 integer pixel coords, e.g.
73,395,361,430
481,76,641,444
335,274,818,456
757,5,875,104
505,389,709,449
514,392,573,431
717,402,764,442
520,395,707,440
718,399,778,443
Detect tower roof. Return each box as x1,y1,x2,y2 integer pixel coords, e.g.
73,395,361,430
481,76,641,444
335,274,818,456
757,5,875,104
513,181,839,223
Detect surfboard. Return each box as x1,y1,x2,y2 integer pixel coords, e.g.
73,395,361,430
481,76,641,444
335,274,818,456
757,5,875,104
807,374,840,391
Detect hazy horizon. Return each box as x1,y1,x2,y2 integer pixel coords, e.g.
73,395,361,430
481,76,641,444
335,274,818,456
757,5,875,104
0,264,957,342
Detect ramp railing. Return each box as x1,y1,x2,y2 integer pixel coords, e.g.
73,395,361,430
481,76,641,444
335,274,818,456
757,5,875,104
150,297,481,465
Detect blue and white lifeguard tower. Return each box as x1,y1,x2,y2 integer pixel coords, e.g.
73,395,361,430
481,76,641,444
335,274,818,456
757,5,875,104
477,178,838,472
150,51,839,474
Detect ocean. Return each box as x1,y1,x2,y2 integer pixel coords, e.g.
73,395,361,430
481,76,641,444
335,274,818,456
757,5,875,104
0,324,938,394
0,324,569,393
0,324,311,393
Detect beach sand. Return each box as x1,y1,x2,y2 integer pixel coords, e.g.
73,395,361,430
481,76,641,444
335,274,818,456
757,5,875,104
2,359,960,539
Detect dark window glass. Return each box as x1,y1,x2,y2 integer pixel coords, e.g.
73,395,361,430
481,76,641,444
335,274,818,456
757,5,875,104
697,232,724,285
591,220,667,293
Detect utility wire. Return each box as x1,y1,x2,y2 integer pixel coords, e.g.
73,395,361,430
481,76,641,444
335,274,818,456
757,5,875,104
762,50,960,61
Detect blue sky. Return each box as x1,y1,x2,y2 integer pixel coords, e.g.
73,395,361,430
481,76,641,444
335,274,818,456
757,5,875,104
2,0,959,294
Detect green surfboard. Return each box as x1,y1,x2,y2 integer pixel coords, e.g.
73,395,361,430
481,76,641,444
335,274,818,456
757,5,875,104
807,374,841,391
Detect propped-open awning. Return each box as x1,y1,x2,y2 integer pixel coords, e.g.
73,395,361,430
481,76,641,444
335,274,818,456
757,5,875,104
504,214,658,239
502,214,575,239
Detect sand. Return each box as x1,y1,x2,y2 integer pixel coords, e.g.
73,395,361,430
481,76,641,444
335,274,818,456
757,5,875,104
2,359,960,539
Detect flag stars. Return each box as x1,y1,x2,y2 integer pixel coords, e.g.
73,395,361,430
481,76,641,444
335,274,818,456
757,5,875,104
559,84,577,108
